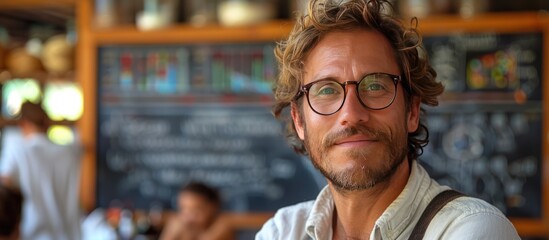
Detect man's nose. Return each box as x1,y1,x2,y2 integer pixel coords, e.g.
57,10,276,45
338,84,370,126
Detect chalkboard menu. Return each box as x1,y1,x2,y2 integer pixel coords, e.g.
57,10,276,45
97,34,544,218
97,44,326,211
421,32,543,218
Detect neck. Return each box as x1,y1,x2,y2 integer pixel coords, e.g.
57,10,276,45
331,159,411,240
20,122,44,138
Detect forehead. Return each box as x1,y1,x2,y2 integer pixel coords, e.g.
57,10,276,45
303,29,399,82
179,192,208,203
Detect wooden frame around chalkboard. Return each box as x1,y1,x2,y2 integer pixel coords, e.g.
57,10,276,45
75,0,549,235
75,0,288,232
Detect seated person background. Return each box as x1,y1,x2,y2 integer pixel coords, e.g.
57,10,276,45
0,184,23,240
160,182,233,240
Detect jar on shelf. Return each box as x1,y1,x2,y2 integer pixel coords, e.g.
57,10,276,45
459,0,489,18
217,0,277,27
185,0,219,26
398,0,431,18
136,0,179,30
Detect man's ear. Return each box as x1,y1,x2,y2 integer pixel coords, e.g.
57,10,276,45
407,96,421,133
291,102,305,140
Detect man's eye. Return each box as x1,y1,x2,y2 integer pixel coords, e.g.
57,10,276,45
311,82,341,96
317,87,337,95
365,83,384,91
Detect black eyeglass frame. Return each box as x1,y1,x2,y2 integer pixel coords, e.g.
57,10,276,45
294,72,401,116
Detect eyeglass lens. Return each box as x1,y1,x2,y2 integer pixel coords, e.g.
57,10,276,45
306,73,397,115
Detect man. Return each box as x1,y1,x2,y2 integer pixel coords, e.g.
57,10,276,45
0,101,82,240
256,0,520,239
160,182,233,240
0,185,23,240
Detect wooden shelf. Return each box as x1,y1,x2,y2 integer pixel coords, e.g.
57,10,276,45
417,11,549,35
0,0,74,9
92,20,295,44
90,11,549,45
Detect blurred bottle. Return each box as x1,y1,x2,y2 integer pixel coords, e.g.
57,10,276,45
290,0,308,18
118,209,136,240
136,0,179,30
459,0,489,18
430,0,455,15
95,0,141,28
185,0,219,26
135,202,163,240
148,202,164,235
399,0,431,18
95,0,117,27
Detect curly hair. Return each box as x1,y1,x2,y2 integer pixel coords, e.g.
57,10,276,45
181,182,221,207
272,0,444,161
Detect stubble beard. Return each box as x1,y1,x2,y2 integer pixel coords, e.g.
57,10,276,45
304,123,408,192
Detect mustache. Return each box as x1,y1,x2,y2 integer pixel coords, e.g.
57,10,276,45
323,125,389,148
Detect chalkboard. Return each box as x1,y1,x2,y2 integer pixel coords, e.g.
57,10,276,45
421,32,543,218
96,34,544,218
96,44,326,212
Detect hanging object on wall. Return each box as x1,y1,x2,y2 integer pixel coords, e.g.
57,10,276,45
6,48,43,76
42,35,74,75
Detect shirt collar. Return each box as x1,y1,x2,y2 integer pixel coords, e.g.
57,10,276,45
374,161,435,239
304,161,437,239
305,185,334,239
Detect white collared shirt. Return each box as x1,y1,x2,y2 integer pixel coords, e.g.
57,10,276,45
256,161,520,240
1,131,82,240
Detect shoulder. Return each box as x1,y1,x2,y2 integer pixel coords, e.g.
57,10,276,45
159,217,183,240
426,196,520,239
273,200,315,222
0,138,24,175
442,196,510,223
256,201,314,240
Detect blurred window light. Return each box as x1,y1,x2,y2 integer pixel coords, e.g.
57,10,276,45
47,125,75,145
2,78,41,118
43,82,83,121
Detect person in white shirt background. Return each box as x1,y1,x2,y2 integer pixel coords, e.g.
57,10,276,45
0,101,82,240
256,0,520,239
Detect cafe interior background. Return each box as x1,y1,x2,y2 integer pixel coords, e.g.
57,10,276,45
0,0,548,239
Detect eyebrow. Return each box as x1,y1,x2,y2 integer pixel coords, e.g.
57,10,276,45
308,72,372,84
311,75,339,83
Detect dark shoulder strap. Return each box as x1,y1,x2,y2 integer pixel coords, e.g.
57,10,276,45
408,190,465,240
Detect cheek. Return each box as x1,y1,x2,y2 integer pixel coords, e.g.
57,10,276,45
304,111,331,137
295,104,331,140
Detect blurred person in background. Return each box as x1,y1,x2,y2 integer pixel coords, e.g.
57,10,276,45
256,0,519,239
0,101,82,240
0,184,23,240
160,182,233,240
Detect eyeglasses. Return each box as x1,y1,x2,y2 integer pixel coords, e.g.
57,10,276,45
295,73,401,115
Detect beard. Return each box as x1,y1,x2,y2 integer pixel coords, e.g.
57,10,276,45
304,122,408,192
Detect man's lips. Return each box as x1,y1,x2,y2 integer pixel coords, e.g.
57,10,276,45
334,135,377,145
